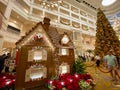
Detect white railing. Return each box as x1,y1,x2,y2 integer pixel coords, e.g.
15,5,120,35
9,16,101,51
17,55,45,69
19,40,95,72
0,12,21,43
12,0,96,36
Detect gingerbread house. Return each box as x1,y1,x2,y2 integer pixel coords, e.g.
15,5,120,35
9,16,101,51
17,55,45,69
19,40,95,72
15,17,75,89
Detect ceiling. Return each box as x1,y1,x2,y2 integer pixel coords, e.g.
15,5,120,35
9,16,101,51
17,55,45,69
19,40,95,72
0,0,120,33
75,0,120,15
1,0,120,19
15,0,120,15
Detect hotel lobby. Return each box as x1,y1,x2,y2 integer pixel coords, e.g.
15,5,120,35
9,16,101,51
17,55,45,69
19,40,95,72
0,0,120,90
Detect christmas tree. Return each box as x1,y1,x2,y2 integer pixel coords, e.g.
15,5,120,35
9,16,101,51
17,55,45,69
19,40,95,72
94,8,120,59
72,58,86,74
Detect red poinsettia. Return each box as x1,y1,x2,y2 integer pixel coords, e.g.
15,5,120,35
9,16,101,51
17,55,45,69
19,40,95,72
47,73,94,90
55,81,66,90
0,73,15,89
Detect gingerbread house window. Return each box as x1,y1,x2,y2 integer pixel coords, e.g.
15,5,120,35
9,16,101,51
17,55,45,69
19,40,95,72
61,35,70,45
59,63,70,74
28,47,47,62
59,48,69,56
25,65,47,82
30,66,47,80
34,50,42,60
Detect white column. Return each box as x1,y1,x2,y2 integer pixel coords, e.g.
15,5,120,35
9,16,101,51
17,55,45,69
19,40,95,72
80,31,83,55
29,0,34,15
29,7,33,15
20,24,24,36
69,4,72,27
58,6,60,24
4,0,14,20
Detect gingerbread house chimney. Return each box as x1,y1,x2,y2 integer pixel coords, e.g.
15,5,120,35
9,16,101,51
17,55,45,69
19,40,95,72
43,17,50,29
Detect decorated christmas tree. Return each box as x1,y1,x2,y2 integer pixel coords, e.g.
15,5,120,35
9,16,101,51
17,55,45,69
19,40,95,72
72,58,86,74
94,8,120,59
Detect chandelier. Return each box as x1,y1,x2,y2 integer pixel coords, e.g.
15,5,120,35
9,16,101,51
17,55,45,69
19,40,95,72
38,0,62,9
102,0,117,6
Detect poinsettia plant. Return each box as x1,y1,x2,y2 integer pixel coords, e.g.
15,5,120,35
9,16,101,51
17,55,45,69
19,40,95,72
0,73,15,89
47,73,95,90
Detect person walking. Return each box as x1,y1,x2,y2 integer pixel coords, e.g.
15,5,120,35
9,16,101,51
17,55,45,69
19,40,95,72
95,54,101,67
103,50,118,81
94,54,101,74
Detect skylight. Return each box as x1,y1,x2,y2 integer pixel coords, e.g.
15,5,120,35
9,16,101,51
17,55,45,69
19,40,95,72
102,0,117,6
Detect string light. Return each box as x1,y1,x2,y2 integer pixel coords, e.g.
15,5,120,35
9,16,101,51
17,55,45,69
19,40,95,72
61,81,65,86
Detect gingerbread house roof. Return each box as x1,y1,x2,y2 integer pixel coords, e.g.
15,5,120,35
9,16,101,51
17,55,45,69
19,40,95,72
16,17,74,48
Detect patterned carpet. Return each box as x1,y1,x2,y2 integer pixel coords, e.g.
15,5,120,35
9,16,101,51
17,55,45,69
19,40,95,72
85,61,120,90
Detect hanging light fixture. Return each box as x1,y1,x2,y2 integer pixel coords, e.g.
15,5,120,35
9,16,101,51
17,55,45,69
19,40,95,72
102,0,117,6
38,0,62,9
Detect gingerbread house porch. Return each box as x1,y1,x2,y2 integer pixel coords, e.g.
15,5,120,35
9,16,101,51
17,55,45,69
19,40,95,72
15,17,75,89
